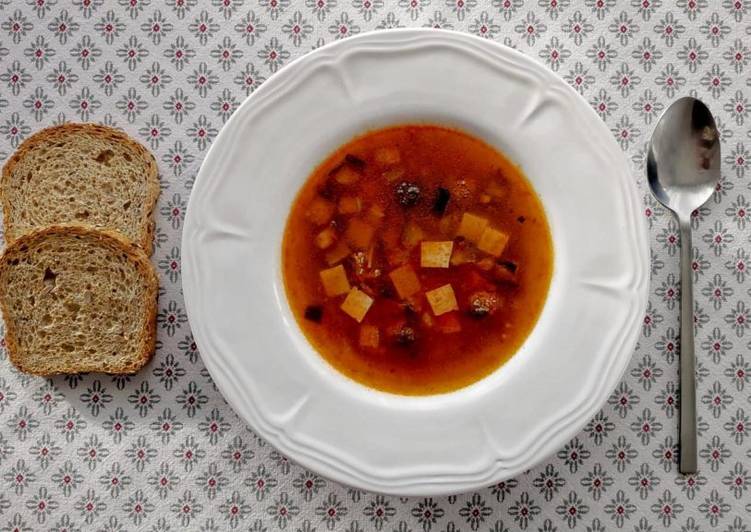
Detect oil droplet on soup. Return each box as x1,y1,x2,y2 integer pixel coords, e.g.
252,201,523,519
282,125,553,395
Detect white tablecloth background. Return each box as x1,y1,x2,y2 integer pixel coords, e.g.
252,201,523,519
1,0,750,530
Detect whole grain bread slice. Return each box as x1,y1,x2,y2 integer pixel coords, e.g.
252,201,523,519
0,225,158,375
1,123,160,255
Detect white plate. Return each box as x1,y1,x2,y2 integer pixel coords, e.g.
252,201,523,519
182,29,649,495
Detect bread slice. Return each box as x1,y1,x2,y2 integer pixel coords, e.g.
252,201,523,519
1,123,160,255
0,225,158,375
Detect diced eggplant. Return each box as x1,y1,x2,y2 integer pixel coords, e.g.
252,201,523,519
330,214,347,231
402,296,423,315
345,153,366,170
338,196,362,214
315,227,337,249
305,197,335,226
330,157,364,184
344,218,375,249
432,187,450,215
378,283,395,298
463,268,495,293
439,212,460,235
317,179,337,200
365,205,385,224
325,241,350,266
449,241,478,266
485,180,506,199
492,260,518,284
332,165,360,184
304,305,323,322
395,181,421,207
380,223,401,249
385,248,411,268
476,257,494,271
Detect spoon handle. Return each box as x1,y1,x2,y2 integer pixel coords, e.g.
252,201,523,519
679,219,697,473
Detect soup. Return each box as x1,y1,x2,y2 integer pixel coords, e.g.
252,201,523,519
282,125,553,395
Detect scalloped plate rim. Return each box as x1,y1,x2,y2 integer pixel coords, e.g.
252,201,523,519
182,28,650,495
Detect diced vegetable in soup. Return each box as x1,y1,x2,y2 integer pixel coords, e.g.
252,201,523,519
282,125,553,395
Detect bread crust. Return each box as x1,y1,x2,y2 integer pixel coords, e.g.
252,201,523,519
0,224,159,375
0,123,160,255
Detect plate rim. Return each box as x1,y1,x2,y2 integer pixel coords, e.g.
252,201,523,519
182,28,650,495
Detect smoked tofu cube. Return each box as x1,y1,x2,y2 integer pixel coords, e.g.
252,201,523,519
359,325,379,348
344,219,375,249
338,196,362,214
319,265,350,297
425,284,459,316
477,227,509,257
389,264,421,299
305,197,335,226
456,213,488,243
373,147,401,166
331,164,361,184
420,241,453,268
315,227,337,249
340,288,373,322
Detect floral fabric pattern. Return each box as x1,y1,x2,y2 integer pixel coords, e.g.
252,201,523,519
1,0,750,530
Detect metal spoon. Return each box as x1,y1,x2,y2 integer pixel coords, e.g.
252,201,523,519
647,97,721,474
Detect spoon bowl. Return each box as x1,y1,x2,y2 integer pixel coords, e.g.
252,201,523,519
647,96,721,474
648,97,721,216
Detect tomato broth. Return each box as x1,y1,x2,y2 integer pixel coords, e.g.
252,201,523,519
282,125,553,395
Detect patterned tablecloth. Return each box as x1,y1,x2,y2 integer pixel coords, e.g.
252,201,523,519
1,0,750,530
